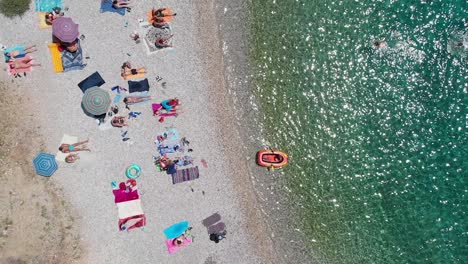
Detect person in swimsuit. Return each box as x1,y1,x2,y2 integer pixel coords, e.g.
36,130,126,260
161,98,180,112
123,96,152,106
59,139,90,153
9,57,41,70
155,35,173,48
111,116,128,127
112,0,132,9
120,62,146,78
65,153,80,163
4,45,37,62
151,8,176,27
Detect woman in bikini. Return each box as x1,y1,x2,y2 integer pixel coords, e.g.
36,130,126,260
112,0,132,9
121,62,146,78
9,57,41,70
123,96,152,106
59,139,90,153
4,45,37,61
111,116,128,127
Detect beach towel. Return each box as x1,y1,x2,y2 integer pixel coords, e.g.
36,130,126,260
100,0,126,16
157,128,179,142
35,0,63,12
55,134,78,162
128,78,150,93
38,12,52,29
143,26,173,55
62,40,85,72
165,237,192,254
202,213,222,228
4,46,26,62
78,71,105,92
152,103,178,117
112,183,146,231
48,43,64,72
6,57,34,76
208,222,226,235
171,166,199,184
123,72,145,80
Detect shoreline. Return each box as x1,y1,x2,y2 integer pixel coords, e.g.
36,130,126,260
1,1,281,263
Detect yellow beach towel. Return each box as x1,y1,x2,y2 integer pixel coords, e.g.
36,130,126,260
48,43,63,73
123,72,145,80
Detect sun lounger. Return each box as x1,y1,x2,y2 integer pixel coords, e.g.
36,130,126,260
100,0,126,16
38,12,51,29
78,71,105,93
171,166,199,184
47,43,63,73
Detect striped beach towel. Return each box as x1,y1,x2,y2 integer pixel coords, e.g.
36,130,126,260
171,166,199,184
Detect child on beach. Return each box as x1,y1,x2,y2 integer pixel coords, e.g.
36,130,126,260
111,116,128,127
59,139,90,153
65,153,80,163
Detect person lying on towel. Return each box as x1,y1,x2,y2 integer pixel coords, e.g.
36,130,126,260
155,35,173,48
9,57,41,70
4,45,37,62
45,7,64,25
112,116,128,127
151,8,176,27
121,62,146,78
113,0,132,9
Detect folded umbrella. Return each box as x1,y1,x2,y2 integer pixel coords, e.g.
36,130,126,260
52,17,79,43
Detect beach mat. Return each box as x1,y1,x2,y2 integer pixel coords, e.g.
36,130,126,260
35,0,63,12
48,43,63,72
202,213,221,228
100,0,126,16
207,222,226,235
142,25,173,55
62,40,85,72
38,12,52,29
78,71,105,92
165,237,192,254
55,134,78,162
171,166,199,184
128,78,149,93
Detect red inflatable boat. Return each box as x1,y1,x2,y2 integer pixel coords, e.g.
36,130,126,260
257,150,288,169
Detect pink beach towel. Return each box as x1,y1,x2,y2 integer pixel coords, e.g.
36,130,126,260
165,237,192,254
152,103,178,122
113,181,146,231
7,57,34,75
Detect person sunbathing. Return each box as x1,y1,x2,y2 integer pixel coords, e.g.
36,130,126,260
9,57,41,70
152,8,176,27
155,35,173,48
5,45,37,61
59,139,90,153
123,96,152,105
113,0,132,9
65,153,80,163
45,8,64,25
120,62,146,78
111,116,128,127
161,98,180,112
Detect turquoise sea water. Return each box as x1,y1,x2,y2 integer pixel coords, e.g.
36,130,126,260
249,0,467,263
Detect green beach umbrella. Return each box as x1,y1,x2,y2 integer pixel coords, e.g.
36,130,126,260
82,86,111,116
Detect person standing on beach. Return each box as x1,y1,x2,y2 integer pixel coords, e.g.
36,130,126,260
59,139,90,153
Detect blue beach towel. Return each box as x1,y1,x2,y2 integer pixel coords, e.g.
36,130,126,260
78,71,105,92
100,0,126,16
35,0,63,12
164,221,189,239
3,46,26,62
62,40,85,72
128,79,150,93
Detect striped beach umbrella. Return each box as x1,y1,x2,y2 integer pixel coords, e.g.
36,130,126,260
33,152,58,177
52,17,80,43
82,86,111,116
163,221,189,239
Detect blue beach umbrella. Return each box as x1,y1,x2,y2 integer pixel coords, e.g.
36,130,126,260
163,221,189,239
33,152,58,177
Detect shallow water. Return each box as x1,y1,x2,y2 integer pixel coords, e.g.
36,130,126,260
249,0,468,263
